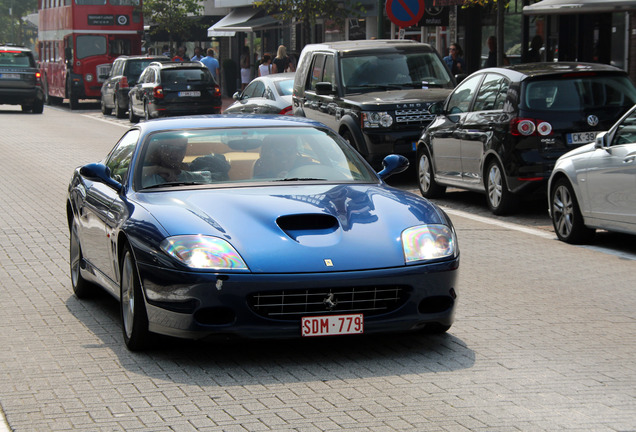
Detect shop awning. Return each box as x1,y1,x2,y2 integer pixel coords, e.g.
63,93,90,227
207,8,279,37
208,8,259,37
524,0,636,15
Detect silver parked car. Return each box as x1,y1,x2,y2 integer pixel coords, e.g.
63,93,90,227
548,104,636,243
225,72,294,115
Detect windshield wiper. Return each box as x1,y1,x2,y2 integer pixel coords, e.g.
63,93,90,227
143,181,206,190
275,178,327,182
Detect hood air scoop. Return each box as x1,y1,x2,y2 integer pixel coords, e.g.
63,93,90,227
276,214,340,244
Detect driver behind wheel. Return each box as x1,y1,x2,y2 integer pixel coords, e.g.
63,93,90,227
253,135,309,178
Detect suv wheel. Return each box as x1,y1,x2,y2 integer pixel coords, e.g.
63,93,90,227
550,178,595,244
114,95,126,118
32,98,44,114
67,77,79,110
144,102,151,121
485,159,517,215
417,146,445,198
101,97,112,115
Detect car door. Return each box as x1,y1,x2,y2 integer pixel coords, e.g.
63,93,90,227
78,130,137,283
428,74,482,183
302,53,338,130
585,112,636,226
460,73,510,186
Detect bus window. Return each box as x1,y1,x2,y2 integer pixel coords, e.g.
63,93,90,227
75,0,106,4
76,35,107,59
109,0,140,4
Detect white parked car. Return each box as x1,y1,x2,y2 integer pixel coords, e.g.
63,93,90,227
548,104,636,243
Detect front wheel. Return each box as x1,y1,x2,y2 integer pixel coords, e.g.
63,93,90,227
120,245,150,351
485,159,517,215
550,178,595,244
128,99,139,123
67,78,80,110
417,145,445,198
69,220,95,298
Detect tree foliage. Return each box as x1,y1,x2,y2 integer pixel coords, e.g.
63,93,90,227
254,0,362,44
143,0,203,46
0,0,38,46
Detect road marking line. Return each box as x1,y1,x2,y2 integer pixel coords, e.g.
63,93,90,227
81,113,130,128
443,207,636,261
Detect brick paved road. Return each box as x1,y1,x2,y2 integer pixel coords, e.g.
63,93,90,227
0,105,635,431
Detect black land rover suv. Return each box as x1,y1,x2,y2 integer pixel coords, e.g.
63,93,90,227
292,40,456,167
0,45,44,113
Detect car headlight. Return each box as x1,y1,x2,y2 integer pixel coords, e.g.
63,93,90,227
402,225,457,263
160,235,249,270
85,73,94,82
362,111,393,128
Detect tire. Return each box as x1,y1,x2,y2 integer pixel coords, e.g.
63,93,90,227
67,78,79,110
485,159,517,215
21,105,32,112
69,220,95,299
120,245,150,351
101,97,112,115
550,178,595,244
128,100,139,123
114,95,126,119
32,98,44,114
417,145,446,198
342,130,362,154
43,78,52,105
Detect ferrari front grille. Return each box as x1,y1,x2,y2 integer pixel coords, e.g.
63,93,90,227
248,285,409,320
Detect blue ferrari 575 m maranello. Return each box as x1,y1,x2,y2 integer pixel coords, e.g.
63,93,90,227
67,115,459,350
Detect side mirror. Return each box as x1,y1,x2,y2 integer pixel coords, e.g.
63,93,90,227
80,163,122,191
315,82,333,96
428,101,444,115
232,91,241,101
377,154,409,180
594,131,609,149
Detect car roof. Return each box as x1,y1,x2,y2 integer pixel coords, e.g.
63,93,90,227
301,39,435,53
135,114,329,135
115,55,170,61
257,72,295,82
0,45,32,53
480,62,628,81
149,61,205,69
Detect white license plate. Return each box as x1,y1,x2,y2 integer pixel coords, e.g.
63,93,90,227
301,313,364,337
0,73,20,79
178,91,200,97
567,131,598,145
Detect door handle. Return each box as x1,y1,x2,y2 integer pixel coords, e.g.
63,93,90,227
623,156,635,164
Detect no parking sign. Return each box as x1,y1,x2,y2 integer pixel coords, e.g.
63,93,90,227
385,0,426,28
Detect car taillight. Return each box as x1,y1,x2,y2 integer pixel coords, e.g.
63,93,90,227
153,86,164,99
35,71,41,82
279,105,293,115
510,117,553,136
120,76,129,89
211,84,221,98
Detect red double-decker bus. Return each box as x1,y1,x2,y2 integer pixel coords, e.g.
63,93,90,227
38,0,143,109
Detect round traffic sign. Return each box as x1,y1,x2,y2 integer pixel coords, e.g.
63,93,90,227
385,0,426,28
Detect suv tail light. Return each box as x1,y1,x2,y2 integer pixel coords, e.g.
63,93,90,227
279,105,293,115
153,86,164,99
510,117,552,136
210,84,221,98
120,76,129,89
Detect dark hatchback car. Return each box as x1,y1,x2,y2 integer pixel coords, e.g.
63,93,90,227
417,62,636,214
100,55,169,118
292,40,456,168
0,45,44,113
128,61,221,122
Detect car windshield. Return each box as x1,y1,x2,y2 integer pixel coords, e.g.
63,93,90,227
524,75,636,111
0,50,35,67
136,126,377,189
341,51,453,93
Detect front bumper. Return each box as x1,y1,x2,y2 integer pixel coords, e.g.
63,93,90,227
137,258,459,340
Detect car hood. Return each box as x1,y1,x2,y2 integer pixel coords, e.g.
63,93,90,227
134,184,447,273
344,88,452,110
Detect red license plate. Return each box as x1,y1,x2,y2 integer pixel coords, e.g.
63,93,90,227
301,314,364,337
